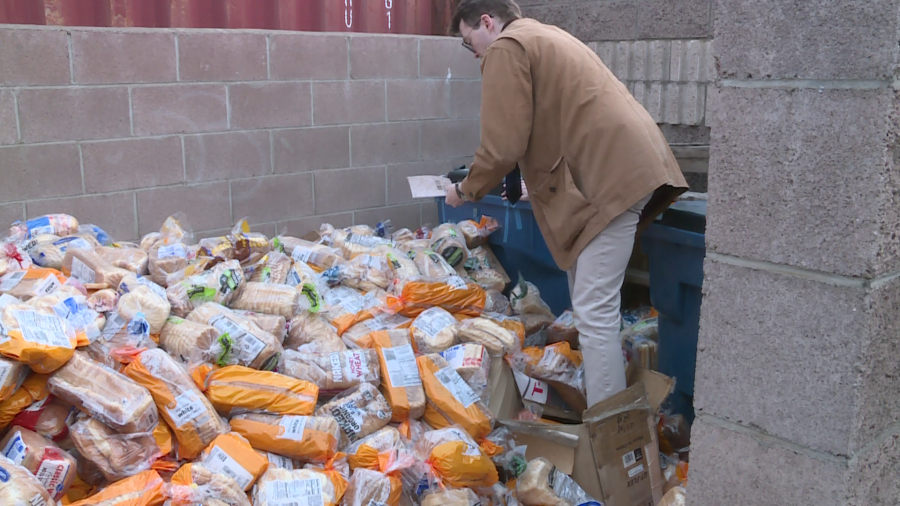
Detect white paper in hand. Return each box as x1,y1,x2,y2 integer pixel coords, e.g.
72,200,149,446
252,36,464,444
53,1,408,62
408,176,452,199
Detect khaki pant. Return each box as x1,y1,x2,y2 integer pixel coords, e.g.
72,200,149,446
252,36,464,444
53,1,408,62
568,193,652,408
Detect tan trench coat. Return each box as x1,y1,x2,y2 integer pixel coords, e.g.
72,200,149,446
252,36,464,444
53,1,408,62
458,19,688,270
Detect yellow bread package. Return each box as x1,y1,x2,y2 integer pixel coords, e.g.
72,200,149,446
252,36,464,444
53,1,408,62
365,331,425,422
345,426,406,471
341,313,411,349
153,420,174,457
229,413,340,463
0,357,29,402
0,267,67,301
388,278,486,318
68,469,166,506
168,462,250,506
417,354,493,441
420,427,498,489
198,433,268,491
0,305,77,373
320,287,377,336
123,349,228,460
342,465,407,506
192,363,318,416
253,467,340,506
0,373,49,430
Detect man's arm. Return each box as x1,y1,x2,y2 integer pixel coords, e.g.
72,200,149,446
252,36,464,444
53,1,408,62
458,39,533,202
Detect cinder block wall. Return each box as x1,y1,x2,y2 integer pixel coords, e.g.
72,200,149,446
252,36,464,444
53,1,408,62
0,25,482,242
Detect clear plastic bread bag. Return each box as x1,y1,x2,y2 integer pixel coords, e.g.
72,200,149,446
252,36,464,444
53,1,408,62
408,307,459,354
416,354,493,442
68,411,162,482
279,348,380,397
166,260,245,318
0,304,78,373
116,274,171,334
413,250,457,279
95,245,149,275
516,457,596,506
429,224,469,268
9,214,79,242
509,277,554,318
284,313,345,353
315,382,392,447
185,302,283,371
167,462,250,506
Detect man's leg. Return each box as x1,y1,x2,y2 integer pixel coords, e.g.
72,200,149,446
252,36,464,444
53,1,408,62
572,194,651,407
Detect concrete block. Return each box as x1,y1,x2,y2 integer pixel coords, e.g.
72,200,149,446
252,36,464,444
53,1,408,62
632,81,646,107
449,80,482,119
637,0,710,39
694,259,866,456
351,122,420,167
688,417,849,506
419,38,482,79
680,83,703,126
269,33,349,80
669,40,685,82
0,90,17,145
81,137,184,193
178,32,267,82
0,203,24,228
713,0,900,80
0,144,82,202
136,182,231,236
184,131,271,183
648,40,669,81
278,212,353,237
17,87,129,143
273,126,350,174
0,27,70,86
419,119,480,160
314,167,387,215
387,160,450,205
71,30,176,84
630,41,647,81
386,80,450,121
644,82,663,122
663,83,681,124
229,82,312,130
684,39,709,82
658,124,710,144
613,42,630,80
131,84,227,136
849,427,900,505
354,203,421,232
350,36,418,79
312,81,385,126
567,1,637,42
705,86,900,278
593,42,616,67
421,200,439,227
26,193,137,242
230,173,315,223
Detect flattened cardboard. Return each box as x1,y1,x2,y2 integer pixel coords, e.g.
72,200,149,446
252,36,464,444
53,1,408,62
488,357,522,421
512,370,582,423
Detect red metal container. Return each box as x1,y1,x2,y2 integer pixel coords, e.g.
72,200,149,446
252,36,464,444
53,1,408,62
0,0,447,35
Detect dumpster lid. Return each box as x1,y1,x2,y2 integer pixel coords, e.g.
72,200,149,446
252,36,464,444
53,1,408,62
656,200,706,234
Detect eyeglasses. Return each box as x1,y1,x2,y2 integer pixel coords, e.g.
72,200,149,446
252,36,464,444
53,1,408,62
460,15,491,53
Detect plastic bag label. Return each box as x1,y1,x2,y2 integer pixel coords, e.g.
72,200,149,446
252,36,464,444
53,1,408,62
364,313,410,332
204,446,254,490
334,350,370,384
54,237,92,253
69,257,96,284
434,367,479,408
441,344,486,371
0,271,26,292
137,277,167,301
35,457,71,499
158,243,187,259
167,391,206,428
34,275,60,297
267,452,294,470
291,247,314,264
100,312,126,342
382,345,421,388
446,276,468,290
209,314,266,365
1,431,26,465
331,401,366,442
324,287,364,314
279,415,309,441
12,311,72,349
265,478,324,506
413,308,457,339
0,360,12,387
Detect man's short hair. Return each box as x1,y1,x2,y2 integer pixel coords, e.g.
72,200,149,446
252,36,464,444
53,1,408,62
449,0,522,35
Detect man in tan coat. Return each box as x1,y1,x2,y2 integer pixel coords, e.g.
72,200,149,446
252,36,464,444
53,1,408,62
444,0,688,407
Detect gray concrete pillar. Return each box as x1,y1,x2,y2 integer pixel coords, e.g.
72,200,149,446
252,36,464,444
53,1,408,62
689,1,900,504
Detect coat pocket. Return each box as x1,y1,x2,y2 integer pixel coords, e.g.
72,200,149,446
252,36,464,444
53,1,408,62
530,158,596,250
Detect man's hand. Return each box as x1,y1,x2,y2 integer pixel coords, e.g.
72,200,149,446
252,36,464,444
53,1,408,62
445,184,465,208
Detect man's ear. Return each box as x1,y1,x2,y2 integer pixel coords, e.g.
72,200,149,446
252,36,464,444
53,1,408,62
482,13,494,30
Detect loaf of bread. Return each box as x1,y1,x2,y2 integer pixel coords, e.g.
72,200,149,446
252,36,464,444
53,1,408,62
195,364,317,417
413,250,456,279
229,413,340,463
417,354,493,441
516,457,594,506
285,313,345,353
439,344,490,387
342,467,397,506
547,310,578,348
0,268,67,302
198,433,268,491
166,260,245,317
421,426,498,489
333,230,394,260
168,462,251,506
409,307,459,354
345,426,405,471
0,426,77,500
247,252,293,284
187,303,282,371
234,310,286,342
0,357,28,402
117,274,172,334
66,469,166,506
391,278,486,318
0,304,78,374
198,227,271,268
280,349,380,396
429,224,468,268
519,314,555,337
95,246,149,275
68,412,160,482
365,331,425,422
230,282,300,319
123,349,228,460
285,238,346,272
341,313,411,349
147,242,190,288
0,453,54,506
457,318,519,356
483,290,511,315
0,374,50,431
253,467,338,506
420,488,481,506
510,280,554,318
86,288,118,313
316,383,392,447
48,351,158,433
380,248,418,282
62,249,131,290
159,316,225,365
340,253,392,292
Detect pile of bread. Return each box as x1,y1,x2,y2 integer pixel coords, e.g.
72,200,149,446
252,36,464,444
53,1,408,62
0,213,592,506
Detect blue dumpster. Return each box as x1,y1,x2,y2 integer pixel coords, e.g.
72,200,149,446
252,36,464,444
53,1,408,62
640,200,706,422
437,195,571,316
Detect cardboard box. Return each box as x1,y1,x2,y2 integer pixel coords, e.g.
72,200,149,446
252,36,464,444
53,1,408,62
512,369,582,423
501,368,675,506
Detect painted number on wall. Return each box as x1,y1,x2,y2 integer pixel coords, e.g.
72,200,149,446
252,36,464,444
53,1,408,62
345,0,353,28
385,0,392,29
